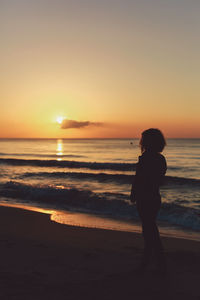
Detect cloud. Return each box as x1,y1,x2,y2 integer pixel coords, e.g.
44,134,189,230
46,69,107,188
60,119,103,129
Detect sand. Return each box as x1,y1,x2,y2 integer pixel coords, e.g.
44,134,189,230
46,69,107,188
0,206,200,300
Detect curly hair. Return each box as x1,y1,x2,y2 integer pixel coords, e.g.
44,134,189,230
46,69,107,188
140,128,166,153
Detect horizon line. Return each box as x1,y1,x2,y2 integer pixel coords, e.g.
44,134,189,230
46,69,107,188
0,137,200,140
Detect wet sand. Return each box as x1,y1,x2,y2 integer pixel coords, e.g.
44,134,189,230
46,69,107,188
0,206,200,300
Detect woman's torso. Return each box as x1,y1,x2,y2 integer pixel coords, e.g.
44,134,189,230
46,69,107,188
133,151,167,205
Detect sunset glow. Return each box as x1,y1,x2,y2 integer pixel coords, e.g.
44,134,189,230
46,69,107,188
1,1,200,138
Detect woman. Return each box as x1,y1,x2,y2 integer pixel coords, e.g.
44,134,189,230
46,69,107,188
130,128,167,273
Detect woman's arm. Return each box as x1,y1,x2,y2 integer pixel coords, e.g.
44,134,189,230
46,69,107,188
130,176,136,203
130,157,141,203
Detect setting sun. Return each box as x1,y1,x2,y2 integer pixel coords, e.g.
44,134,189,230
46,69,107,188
56,116,65,125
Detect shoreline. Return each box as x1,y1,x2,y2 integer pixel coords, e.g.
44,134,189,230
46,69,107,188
0,205,200,299
1,202,200,242
1,204,200,254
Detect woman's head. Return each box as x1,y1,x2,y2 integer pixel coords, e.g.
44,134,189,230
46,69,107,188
140,128,166,153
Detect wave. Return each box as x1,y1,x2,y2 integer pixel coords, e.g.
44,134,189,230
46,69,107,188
0,157,197,174
165,176,200,187
0,158,136,171
0,153,85,159
160,202,200,231
20,171,131,183
0,181,200,231
18,171,200,187
0,181,130,215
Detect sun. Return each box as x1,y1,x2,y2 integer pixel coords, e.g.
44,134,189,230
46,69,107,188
56,116,65,124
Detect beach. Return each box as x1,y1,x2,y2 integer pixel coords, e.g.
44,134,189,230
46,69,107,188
1,0,200,298
0,206,200,300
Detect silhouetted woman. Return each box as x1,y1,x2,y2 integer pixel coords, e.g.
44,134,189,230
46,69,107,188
130,128,167,273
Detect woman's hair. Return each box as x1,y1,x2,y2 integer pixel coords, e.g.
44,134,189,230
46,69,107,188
140,128,166,153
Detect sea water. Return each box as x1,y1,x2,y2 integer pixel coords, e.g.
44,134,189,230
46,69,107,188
0,138,199,240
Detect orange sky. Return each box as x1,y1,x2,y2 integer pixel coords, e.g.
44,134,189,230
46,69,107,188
1,1,200,138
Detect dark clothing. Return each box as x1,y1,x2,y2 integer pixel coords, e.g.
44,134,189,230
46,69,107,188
131,151,167,267
131,150,167,204
137,201,164,266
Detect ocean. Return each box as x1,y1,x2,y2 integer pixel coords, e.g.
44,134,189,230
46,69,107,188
0,138,199,240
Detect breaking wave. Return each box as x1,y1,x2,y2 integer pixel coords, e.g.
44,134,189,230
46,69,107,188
0,181,199,231
0,158,136,171
18,171,200,187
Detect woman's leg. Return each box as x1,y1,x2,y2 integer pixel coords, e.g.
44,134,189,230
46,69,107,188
138,208,155,267
151,221,166,271
141,216,155,264
137,202,165,270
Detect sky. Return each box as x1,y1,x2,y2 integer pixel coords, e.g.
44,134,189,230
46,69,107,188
1,0,200,138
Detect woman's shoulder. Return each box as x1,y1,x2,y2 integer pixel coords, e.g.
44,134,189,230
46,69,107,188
158,153,167,165
139,152,166,166
140,151,165,159
157,153,167,172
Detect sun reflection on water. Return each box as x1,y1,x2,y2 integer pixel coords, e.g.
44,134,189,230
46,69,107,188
56,139,63,160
